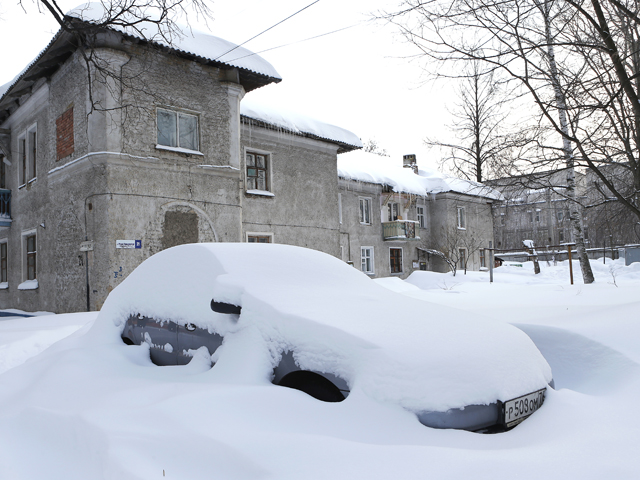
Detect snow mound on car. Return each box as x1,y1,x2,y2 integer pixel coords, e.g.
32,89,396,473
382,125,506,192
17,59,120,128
96,243,552,414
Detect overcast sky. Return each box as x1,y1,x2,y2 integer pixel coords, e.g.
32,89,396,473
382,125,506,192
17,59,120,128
0,0,456,169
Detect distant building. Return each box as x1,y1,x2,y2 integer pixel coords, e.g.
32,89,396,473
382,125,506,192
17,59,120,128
337,152,501,277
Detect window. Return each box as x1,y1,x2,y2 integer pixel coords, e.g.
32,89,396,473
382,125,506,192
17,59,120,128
28,126,37,181
338,193,343,224
535,209,541,222
361,247,374,274
246,152,269,191
457,206,466,229
417,206,426,228
500,213,505,226
389,247,403,274
559,230,565,243
458,249,466,270
528,211,533,223
0,241,6,283
247,234,272,243
557,211,564,222
26,234,36,280
388,202,400,221
157,108,199,151
19,136,26,186
359,197,371,224
480,248,486,268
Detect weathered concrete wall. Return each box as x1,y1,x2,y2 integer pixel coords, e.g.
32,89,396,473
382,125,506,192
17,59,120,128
241,125,341,257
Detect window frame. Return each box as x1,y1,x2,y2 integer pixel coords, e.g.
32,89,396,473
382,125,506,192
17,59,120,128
458,248,466,270
156,107,201,153
479,248,486,269
557,211,564,222
246,232,273,243
18,135,26,186
417,205,426,229
389,247,403,274
359,197,372,225
457,206,466,230
27,124,37,182
387,201,400,221
244,148,273,195
21,229,37,282
361,246,374,274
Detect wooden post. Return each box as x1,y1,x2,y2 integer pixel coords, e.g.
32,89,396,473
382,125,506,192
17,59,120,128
568,244,574,285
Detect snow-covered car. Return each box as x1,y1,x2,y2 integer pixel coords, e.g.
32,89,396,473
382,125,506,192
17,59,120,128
103,243,552,432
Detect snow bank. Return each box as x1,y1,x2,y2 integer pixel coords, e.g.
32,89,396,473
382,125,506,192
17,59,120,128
338,150,503,199
96,243,550,413
241,99,362,149
67,3,281,80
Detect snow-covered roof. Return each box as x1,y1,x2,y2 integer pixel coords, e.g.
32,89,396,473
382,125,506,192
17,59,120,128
67,3,281,80
338,150,504,200
240,99,362,152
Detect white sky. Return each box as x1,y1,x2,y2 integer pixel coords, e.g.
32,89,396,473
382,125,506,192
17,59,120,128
0,0,454,169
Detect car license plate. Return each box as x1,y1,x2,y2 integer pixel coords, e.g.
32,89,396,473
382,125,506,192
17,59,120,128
503,388,546,428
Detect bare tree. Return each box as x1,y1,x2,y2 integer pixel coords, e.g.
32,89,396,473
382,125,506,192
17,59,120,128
426,224,484,275
427,60,519,183
380,0,640,283
362,138,390,157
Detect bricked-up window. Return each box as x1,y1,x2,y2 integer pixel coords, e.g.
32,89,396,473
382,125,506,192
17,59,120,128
1,242,7,283
26,235,36,280
390,247,403,274
157,108,199,151
56,107,74,160
246,152,269,191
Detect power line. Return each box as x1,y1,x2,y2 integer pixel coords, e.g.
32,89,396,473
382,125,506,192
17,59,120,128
226,21,370,63
213,0,320,61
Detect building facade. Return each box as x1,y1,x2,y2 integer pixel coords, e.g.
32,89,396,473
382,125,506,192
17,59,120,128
338,153,500,278
0,17,360,313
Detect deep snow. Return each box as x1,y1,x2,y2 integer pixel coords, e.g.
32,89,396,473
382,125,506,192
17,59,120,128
0,255,639,479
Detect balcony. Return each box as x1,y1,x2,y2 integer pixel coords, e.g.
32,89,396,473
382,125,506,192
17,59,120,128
383,220,419,240
0,189,11,227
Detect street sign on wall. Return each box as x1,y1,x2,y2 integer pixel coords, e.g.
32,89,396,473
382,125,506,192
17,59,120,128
116,240,142,249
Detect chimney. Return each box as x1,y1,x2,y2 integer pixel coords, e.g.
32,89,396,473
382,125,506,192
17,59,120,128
403,154,418,174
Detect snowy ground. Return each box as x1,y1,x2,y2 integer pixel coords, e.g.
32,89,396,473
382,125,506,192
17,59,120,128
1,257,639,479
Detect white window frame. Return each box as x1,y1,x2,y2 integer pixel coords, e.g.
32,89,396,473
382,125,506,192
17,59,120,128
388,201,400,221
21,229,38,287
417,205,426,229
246,232,274,243
156,107,202,154
361,246,374,274
457,206,466,230
479,248,486,269
389,247,403,274
338,193,343,224
244,147,273,195
359,197,372,225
